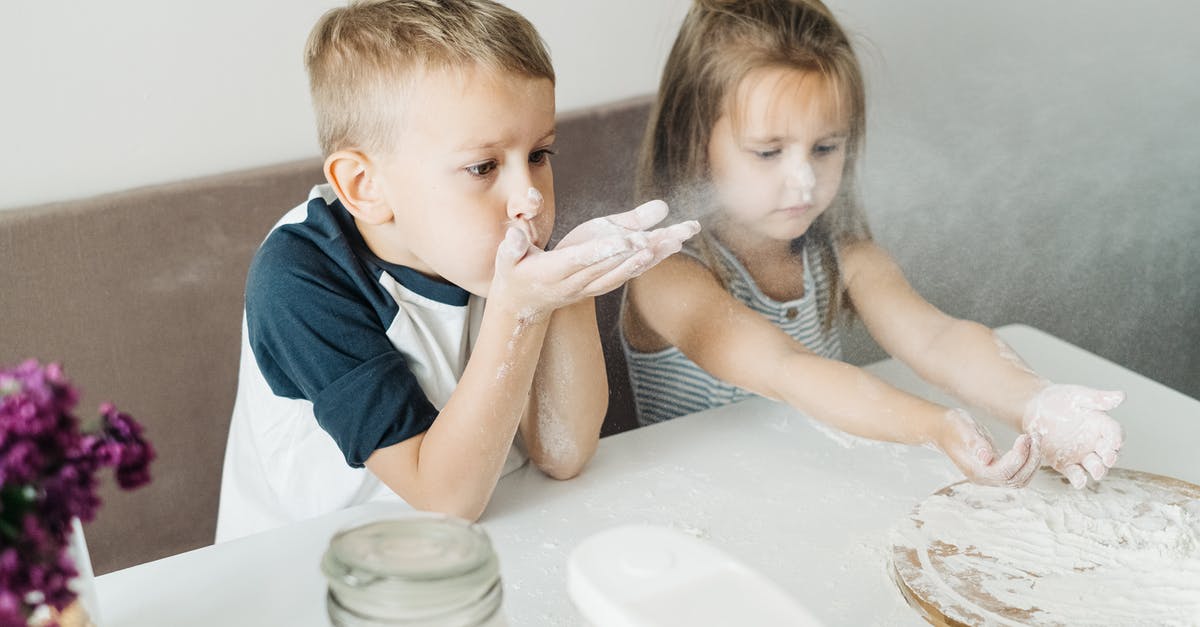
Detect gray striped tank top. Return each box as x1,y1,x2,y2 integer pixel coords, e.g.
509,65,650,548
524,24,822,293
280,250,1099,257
622,237,843,426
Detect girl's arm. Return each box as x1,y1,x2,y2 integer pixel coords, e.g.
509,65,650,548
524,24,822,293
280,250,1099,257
841,240,1124,487
518,297,607,480
840,241,1043,425
626,254,1038,486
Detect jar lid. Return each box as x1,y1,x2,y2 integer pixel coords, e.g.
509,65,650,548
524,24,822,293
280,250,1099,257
321,515,501,618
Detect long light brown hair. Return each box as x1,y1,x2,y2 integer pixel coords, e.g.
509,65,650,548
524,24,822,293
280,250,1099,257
637,0,872,328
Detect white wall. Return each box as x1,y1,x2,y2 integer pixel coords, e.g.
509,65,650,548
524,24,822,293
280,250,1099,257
0,1,690,211
8,1,1197,215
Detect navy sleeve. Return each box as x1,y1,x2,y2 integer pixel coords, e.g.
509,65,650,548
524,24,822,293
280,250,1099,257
245,228,437,468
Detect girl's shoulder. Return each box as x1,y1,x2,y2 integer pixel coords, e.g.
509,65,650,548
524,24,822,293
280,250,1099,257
625,246,743,319
837,239,894,288
623,249,735,352
630,249,724,291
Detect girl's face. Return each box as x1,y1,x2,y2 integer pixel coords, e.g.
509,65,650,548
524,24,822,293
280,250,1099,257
706,67,850,245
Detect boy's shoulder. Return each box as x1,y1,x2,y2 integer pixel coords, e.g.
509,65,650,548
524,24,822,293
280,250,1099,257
244,185,381,324
248,184,371,294
253,185,344,271
246,184,474,323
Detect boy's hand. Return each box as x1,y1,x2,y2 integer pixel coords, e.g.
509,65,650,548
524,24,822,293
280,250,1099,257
1022,384,1124,489
491,199,700,318
555,199,700,260
937,409,1041,487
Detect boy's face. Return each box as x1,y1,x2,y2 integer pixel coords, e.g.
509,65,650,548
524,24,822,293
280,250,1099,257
367,65,556,296
706,67,849,244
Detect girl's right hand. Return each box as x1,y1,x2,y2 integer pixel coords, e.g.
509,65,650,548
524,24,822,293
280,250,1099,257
1022,384,1124,489
490,200,700,320
936,409,1042,487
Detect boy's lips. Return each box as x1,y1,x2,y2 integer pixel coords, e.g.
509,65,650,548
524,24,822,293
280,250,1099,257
509,218,543,249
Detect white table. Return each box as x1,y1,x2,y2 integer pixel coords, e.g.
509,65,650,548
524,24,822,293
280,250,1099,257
95,325,1200,626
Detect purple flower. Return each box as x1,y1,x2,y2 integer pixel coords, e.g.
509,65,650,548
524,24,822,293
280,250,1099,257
82,435,122,468
0,440,43,485
0,589,25,627
98,403,156,490
0,359,155,622
40,551,79,610
0,548,21,598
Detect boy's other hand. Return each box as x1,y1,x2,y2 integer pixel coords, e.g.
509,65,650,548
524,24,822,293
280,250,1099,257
556,199,700,257
1022,384,1124,489
554,199,701,288
490,200,700,319
938,408,1041,488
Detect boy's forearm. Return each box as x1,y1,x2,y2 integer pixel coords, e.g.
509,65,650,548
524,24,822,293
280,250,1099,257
905,320,1046,431
375,301,552,520
520,298,606,479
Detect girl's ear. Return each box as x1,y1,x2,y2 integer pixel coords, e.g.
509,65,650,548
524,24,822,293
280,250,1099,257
324,150,392,225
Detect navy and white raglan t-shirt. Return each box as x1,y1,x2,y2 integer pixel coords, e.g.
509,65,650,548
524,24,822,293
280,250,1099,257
216,184,526,542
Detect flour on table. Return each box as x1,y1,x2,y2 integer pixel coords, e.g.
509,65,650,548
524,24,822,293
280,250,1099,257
890,468,1200,626
802,414,888,449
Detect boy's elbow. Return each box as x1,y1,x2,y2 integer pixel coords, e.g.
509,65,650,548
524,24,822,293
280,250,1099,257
527,405,603,480
441,497,487,522
538,459,586,481
449,505,485,523
531,441,597,481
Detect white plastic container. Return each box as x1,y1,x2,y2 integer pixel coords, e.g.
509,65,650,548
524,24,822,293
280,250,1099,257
567,524,824,627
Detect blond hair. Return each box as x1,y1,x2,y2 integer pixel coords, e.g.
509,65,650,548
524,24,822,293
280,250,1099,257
637,0,871,328
305,0,554,156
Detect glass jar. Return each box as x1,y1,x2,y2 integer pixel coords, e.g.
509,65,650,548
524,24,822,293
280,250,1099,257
320,514,507,627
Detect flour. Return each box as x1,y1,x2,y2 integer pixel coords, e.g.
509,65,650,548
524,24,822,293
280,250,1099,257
891,469,1200,626
992,334,1043,382
785,157,816,204
572,238,632,265
526,186,543,208
802,413,897,450
532,338,578,464
534,387,577,464
497,324,521,382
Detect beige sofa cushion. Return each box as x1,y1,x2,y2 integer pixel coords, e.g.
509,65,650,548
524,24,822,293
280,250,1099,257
1,160,323,572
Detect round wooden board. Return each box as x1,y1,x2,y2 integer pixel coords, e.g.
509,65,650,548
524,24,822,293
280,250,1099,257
890,468,1200,626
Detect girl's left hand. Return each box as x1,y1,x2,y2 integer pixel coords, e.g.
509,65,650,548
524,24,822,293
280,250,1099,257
1022,384,1125,489
938,409,1042,487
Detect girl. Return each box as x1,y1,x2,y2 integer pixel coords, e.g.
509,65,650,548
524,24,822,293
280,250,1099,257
621,0,1124,488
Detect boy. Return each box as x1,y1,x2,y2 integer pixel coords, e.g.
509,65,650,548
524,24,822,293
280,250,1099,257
216,0,699,541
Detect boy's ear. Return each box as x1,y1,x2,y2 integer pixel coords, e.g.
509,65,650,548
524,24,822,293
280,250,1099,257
324,150,393,225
